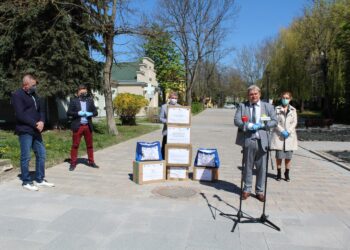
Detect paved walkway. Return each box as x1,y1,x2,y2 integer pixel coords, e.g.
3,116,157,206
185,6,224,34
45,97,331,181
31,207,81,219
0,109,349,250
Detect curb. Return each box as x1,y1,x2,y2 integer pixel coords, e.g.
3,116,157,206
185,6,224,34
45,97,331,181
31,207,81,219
300,146,350,171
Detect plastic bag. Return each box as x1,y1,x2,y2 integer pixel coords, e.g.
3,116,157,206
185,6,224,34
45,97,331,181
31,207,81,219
135,141,162,161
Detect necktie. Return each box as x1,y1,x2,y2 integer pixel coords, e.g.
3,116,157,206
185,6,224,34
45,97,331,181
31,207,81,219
252,104,256,123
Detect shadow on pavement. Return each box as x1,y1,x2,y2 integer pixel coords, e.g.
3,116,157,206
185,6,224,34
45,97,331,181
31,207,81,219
199,179,241,196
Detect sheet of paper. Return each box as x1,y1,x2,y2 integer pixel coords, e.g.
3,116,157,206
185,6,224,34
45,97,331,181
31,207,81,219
196,168,212,181
142,163,164,181
167,127,191,144
168,148,190,164
167,107,190,124
169,167,187,179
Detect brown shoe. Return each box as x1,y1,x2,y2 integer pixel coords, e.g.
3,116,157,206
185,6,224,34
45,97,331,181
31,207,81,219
242,192,250,200
256,194,265,202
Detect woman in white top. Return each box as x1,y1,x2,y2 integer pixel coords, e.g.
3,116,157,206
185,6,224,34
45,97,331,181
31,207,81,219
270,91,298,182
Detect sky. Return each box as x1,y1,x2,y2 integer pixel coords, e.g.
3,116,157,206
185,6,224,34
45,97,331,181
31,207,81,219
97,0,310,65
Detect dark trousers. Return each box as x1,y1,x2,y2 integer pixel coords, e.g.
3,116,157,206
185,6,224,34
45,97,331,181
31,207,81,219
161,135,167,159
70,124,94,165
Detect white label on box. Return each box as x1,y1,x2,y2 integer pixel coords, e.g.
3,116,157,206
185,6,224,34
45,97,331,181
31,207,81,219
142,163,164,181
167,107,190,124
168,148,190,164
167,127,191,144
169,167,187,179
196,168,212,181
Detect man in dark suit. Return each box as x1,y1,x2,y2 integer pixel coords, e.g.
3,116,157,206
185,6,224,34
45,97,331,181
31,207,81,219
67,84,98,171
234,85,277,202
11,74,55,191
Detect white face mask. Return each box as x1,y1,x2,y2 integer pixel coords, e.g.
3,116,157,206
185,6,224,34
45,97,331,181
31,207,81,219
169,98,177,105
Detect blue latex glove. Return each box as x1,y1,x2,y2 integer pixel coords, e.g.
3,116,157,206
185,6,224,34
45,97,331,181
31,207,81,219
251,124,259,131
255,122,263,129
85,111,93,117
78,111,86,116
281,130,289,138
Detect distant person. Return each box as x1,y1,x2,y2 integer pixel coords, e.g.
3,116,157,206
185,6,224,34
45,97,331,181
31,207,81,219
234,85,277,202
160,92,180,158
11,74,55,191
271,91,298,182
67,84,99,171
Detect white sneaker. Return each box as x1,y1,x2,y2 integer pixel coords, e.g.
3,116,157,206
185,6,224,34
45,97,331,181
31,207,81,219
23,183,39,191
36,180,55,187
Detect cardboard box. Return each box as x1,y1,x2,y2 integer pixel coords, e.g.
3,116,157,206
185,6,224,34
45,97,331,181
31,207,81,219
167,125,191,144
165,144,192,167
133,160,166,185
166,166,189,180
167,106,191,126
193,167,219,182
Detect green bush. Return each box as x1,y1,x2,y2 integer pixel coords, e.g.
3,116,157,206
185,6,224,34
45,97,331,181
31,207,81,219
191,102,205,115
113,93,149,125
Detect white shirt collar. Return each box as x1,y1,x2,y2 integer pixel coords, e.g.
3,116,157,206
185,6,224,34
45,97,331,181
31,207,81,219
250,100,261,107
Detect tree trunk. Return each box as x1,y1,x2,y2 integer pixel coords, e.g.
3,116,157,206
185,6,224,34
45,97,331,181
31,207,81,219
300,99,305,113
47,96,59,129
186,87,192,106
103,33,118,135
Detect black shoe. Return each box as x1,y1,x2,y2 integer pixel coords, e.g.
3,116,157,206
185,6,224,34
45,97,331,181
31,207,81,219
69,165,76,171
276,169,281,181
89,162,99,168
284,169,290,182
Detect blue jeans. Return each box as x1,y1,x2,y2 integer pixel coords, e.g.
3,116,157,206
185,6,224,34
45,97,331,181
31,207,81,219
18,133,46,185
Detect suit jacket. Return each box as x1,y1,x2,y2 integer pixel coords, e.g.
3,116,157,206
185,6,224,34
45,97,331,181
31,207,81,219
11,89,45,136
160,103,180,136
67,96,98,132
234,101,277,152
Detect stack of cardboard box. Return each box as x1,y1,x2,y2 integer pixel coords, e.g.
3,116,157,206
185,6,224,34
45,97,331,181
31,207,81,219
133,142,166,185
193,149,219,182
165,106,192,180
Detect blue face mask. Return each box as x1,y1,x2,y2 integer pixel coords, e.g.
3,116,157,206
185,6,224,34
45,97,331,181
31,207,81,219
281,98,289,106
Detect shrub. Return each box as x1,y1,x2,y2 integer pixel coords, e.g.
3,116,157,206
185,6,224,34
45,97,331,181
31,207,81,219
191,101,205,114
113,93,149,125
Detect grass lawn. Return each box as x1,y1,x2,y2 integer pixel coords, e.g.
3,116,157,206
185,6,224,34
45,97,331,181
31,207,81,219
0,120,160,168
298,110,323,119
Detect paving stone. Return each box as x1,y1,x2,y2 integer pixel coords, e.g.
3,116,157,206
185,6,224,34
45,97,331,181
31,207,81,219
0,109,350,249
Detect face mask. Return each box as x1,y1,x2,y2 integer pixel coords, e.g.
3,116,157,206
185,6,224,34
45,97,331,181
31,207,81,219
281,98,289,106
169,98,177,105
28,85,37,94
79,92,88,100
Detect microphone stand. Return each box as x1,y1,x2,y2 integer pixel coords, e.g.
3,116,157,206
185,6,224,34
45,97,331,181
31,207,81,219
220,119,280,232
220,120,257,232
258,121,280,231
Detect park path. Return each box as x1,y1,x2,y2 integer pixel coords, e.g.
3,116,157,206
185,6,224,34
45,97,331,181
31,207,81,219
0,108,349,249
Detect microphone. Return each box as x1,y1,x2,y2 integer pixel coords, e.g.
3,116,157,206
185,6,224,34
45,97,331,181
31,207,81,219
260,116,271,122
242,115,248,132
261,115,271,130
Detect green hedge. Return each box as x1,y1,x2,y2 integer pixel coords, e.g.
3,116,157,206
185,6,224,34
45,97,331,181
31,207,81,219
191,102,205,115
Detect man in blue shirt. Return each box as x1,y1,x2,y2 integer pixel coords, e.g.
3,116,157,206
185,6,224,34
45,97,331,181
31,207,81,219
11,74,55,191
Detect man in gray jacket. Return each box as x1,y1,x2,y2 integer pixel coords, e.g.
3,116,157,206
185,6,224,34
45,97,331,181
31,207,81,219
234,85,277,202
160,92,180,158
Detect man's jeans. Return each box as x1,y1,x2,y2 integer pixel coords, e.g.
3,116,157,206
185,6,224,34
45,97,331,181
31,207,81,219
19,133,46,185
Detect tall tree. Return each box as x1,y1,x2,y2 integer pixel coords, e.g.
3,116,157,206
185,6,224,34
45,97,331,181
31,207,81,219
0,0,101,126
68,0,152,135
157,0,237,105
142,24,184,104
